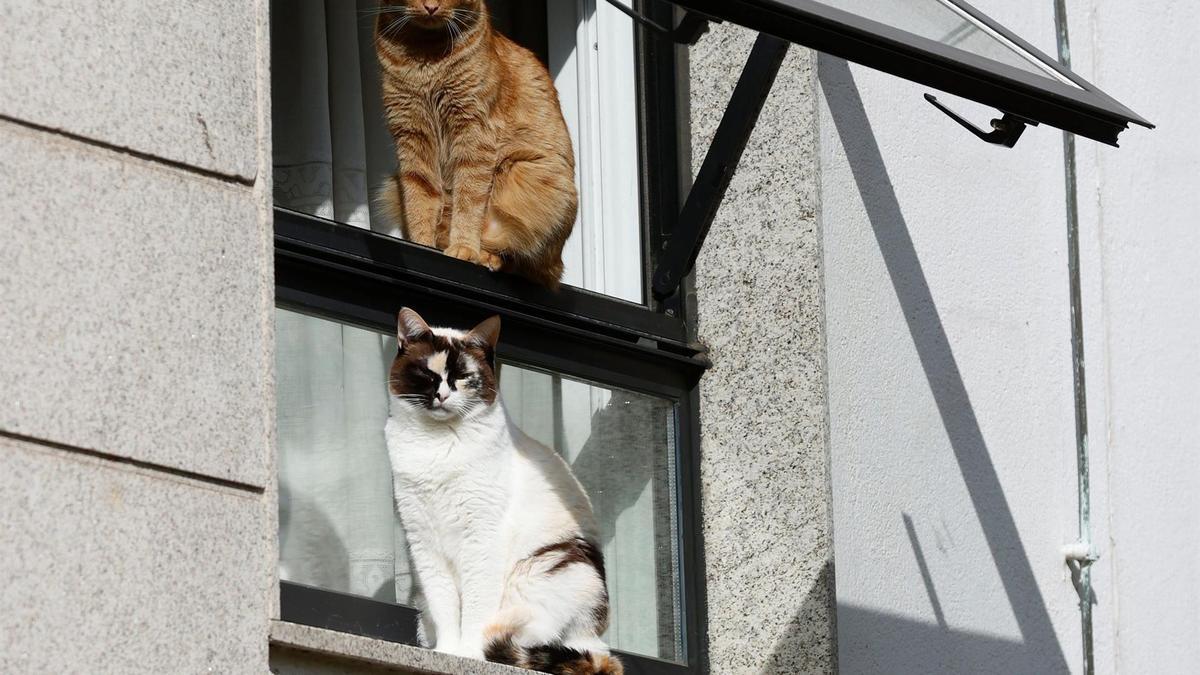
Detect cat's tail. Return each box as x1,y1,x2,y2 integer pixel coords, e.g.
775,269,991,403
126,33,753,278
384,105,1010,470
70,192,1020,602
485,633,623,675
374,176,406,240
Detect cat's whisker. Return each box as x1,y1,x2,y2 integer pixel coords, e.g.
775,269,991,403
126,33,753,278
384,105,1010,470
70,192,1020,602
377,14,412,44
360,6,415,23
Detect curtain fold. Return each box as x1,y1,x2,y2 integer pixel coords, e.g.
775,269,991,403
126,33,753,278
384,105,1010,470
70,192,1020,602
273,0,409,603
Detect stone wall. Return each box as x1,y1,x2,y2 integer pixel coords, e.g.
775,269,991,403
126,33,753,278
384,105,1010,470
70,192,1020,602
690,23,838,674
0,1,275,672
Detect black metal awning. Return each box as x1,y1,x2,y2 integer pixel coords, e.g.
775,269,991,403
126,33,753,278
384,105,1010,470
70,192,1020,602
617,0,1154,300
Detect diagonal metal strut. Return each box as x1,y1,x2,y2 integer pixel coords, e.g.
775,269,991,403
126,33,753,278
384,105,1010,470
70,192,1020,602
652,33,790,300
602,0,715,45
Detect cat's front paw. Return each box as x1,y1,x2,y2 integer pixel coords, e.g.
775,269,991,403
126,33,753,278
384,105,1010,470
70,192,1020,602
477,250,504,272
443,243,482,265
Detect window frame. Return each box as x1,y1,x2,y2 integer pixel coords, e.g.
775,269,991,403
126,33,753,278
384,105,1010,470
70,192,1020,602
271,2,709,672
670,0,1152,145
275,240,706,672
549,0,647,304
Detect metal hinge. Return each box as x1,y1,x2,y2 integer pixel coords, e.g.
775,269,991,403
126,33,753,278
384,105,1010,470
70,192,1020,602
925,93,1040,147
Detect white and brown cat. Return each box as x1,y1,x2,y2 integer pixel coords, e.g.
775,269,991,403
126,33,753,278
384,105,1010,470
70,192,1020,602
375,0,578,288
385,308,621,675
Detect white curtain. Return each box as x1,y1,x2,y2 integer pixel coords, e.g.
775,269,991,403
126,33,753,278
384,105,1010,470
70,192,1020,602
273,0,412,603
273,0,397,234
271,0,680,660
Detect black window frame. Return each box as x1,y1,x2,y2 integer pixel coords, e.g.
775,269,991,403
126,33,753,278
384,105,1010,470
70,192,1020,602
272,2,709,673
670,0,1152,145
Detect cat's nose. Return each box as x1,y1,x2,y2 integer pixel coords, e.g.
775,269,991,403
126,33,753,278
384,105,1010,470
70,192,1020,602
423,1,440,15
433,391,448,403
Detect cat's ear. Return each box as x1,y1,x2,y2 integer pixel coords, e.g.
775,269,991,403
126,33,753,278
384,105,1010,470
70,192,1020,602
397,307,432,346
467,315,501,351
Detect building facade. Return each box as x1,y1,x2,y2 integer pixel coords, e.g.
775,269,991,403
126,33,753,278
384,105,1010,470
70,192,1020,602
1,1,1195,674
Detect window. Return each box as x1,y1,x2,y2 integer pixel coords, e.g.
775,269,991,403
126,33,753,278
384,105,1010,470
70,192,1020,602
272,0,648,302
270,1,705,673
640,0,1151,304
277,309,686,661
672,0,1151,145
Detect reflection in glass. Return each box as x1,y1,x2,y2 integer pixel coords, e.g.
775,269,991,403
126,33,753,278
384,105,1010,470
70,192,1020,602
800,0,1080,87
275,309,683,662
501,362,682,661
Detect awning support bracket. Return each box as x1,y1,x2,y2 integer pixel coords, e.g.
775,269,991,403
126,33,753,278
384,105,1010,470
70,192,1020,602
651,33,790,301
924,94,1040,148
602,0,716,45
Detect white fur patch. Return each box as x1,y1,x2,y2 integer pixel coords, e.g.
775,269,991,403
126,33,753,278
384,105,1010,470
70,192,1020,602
426,351,449,377
384,389,610,660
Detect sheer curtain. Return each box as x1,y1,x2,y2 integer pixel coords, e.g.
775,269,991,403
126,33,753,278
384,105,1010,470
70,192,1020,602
272,0,412,603
272,0,681,660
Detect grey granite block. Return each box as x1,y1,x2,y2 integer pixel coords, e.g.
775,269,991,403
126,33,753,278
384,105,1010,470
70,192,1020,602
690,25,838,674
0,120,272,487
270,621,529,675
0,0,259,180
0,435,271,674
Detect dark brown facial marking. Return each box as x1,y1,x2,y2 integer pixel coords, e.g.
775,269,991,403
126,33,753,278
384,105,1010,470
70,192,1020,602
389,308,500,411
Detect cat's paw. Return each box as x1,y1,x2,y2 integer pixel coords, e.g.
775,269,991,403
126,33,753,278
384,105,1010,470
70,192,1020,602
443,243,482,265
477,250,504,272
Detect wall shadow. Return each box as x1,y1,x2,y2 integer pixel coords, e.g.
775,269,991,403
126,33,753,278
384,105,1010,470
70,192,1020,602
760,562,1050,674
763,561,839,675
817,55,1069,673
835,605,1048,675
903,513,948,630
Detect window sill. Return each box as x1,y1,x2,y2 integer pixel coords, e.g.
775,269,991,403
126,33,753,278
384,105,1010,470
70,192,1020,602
268,620,527,675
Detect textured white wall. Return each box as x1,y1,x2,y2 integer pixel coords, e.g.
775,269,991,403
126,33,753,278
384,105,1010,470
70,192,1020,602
1066,0,1200,671
818,0,1197,673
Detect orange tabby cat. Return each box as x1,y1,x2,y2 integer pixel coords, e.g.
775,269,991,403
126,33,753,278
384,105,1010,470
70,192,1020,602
375,0,578,288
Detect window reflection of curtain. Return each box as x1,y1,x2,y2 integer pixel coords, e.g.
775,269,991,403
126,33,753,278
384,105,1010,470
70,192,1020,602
501,367,681,661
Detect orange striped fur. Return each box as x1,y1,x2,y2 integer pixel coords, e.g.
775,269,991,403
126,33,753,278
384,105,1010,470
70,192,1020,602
376,0,578,288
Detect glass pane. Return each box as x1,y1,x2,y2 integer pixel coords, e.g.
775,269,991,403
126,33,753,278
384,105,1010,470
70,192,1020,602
275,309,683,663
276,309,411,603
499,362,682,662
270,0,644,302
798,0,1081,88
